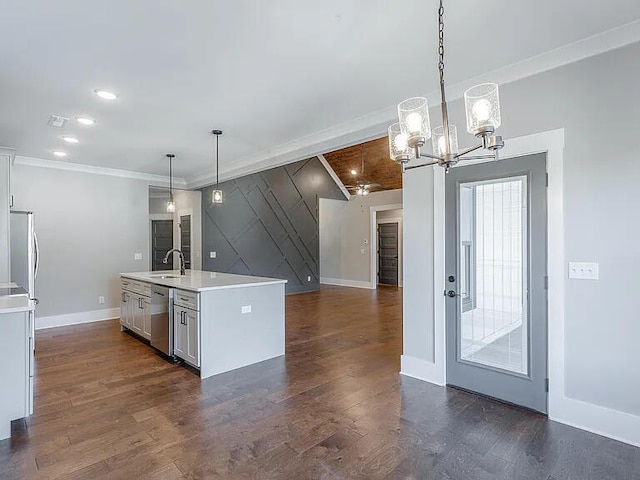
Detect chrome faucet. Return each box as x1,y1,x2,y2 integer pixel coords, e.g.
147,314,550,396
163,248,186,275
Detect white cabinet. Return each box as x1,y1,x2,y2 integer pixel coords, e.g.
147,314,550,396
142,298,151,338
120,291,133,329
120,279,151,340
0,307,34,440
174,289,200,368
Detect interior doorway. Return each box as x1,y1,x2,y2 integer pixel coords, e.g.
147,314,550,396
151,219,174,271
445,153,548,413
179,214,192,270
378,223,399,286
374,207,403,288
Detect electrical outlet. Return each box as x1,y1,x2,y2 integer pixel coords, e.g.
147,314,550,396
241,305,252,314
98,296,105,304
210,251,217,259
360,248,366,254
134,253,143,260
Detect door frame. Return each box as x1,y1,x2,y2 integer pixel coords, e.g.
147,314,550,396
377,217,402,287
430,129,566,419
369,204,403,289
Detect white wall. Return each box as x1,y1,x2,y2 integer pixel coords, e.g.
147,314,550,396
403,41,640,445
319,189,402,288
11,164,151,326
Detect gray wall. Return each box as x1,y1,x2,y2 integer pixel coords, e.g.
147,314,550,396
11,164,150,319
404,41,640,419
201,157,344,293
319,189,402,285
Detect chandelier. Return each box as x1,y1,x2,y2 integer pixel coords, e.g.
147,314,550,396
388,0,504,173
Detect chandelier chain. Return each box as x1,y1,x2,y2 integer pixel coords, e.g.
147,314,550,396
438,0,445,85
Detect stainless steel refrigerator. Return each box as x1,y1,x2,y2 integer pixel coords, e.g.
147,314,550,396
10,211,39,334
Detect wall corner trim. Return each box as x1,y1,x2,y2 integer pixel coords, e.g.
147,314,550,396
400,355,446,386
36,308,120,330
317,154,351,200
319,277,374,289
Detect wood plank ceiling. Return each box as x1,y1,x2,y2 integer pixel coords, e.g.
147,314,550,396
323,137,402,191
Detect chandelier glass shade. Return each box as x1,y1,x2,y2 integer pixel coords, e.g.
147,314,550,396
389,0,504,172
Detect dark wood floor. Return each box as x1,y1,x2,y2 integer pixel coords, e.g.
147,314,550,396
1,286,638,479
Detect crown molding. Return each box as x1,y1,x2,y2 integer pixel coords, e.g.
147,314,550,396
0,146,17,162
187,20,640,189
15,156,187,187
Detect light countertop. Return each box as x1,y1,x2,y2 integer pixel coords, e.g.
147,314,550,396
120,270,287,292
0,295,35,315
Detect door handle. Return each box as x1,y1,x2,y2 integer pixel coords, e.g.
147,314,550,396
446,290,462,298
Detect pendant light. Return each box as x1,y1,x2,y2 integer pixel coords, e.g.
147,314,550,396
166,153,176,213
388,0,505,173
211,129,223,204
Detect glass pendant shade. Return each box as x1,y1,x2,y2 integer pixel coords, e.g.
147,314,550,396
212,189,223,204
432,125,459,157
464,83,501,135
388,123,412,163
398,97,431,147
166,200,175,213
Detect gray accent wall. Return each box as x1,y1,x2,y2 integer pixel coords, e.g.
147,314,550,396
201,157,345,294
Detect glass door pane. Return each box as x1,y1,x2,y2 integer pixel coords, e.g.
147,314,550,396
458,176,528,375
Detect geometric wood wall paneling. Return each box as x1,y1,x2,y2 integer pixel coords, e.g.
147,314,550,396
201,157,345,294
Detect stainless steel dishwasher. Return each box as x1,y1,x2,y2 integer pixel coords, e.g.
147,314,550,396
150,285,174,357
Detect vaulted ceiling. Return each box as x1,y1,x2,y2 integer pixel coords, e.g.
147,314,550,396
1,1,640,186
323,137,402,191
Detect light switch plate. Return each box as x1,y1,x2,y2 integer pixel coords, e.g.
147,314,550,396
568,262,599,280
134,253,143,260
241,305,252,314
360,248,366,254
210,251,217,258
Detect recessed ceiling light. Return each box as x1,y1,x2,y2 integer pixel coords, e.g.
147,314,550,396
94,89,117,100
350,169,358,175
76,116,95,126
61,136,79,144
52,151,67,158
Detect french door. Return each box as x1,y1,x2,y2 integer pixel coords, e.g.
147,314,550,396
445,153,548,413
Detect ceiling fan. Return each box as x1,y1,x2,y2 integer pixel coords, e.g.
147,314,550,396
344,144,386,196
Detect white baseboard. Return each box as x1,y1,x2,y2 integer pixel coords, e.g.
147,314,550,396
400,355,445,386
320,277,374,289
550,395,640,448
36,307,120,330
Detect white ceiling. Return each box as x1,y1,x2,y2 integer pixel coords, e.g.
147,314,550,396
1,0,639,185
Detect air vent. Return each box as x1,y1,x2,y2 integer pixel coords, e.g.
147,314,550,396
47,115,69,128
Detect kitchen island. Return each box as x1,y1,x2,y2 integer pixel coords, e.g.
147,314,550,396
120,270,286,379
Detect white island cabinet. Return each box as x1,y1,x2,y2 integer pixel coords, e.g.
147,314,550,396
0,295,35,440
120,270,287,379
